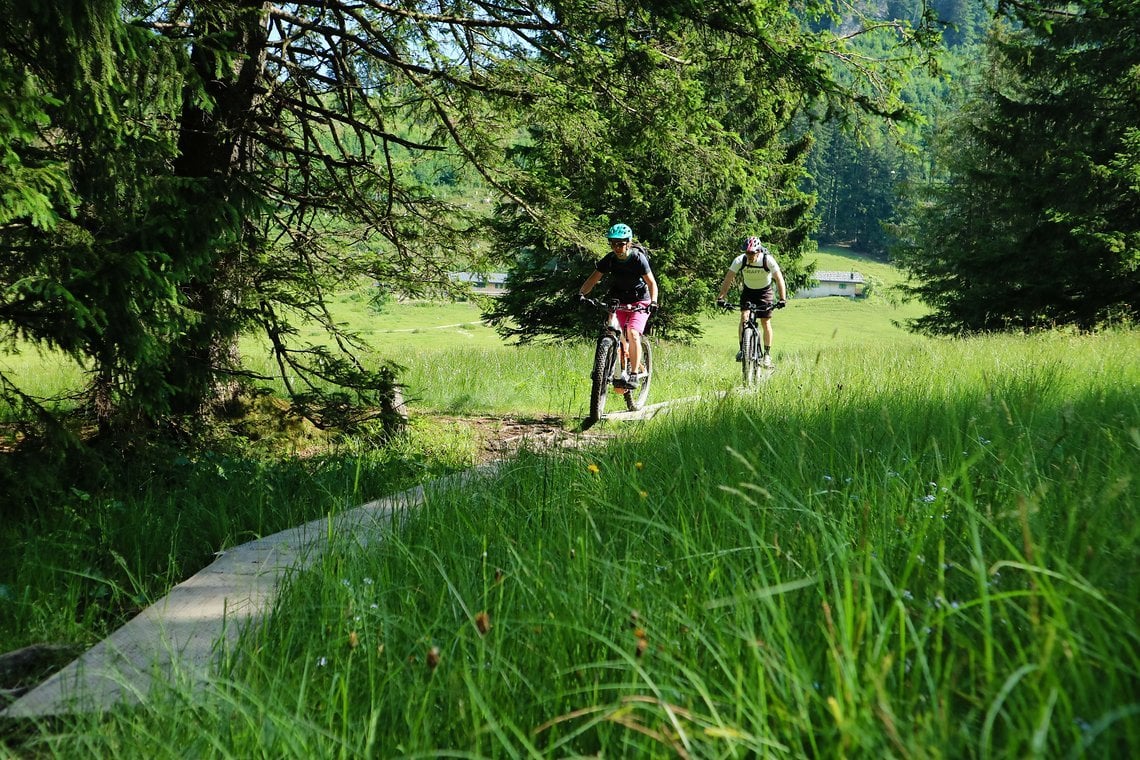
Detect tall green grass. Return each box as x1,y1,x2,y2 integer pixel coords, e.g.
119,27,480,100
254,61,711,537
28,329,1139,757
0,417,482,652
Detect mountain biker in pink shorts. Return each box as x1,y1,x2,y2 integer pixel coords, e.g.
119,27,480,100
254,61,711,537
577,223,659,389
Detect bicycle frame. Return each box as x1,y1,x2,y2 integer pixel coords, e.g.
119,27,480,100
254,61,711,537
722,301,765,387
583,297,654,423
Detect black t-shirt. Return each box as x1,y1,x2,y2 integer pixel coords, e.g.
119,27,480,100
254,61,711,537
595,247,651,303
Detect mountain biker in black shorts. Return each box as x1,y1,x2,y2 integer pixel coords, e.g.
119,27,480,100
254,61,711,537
716,236,788,368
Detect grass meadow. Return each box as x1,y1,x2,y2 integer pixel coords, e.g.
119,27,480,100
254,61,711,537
7,330,1139,757
3,249,1138,756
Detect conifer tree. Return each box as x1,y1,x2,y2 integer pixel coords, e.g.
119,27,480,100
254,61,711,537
896,0,1140,332
484,1,935,342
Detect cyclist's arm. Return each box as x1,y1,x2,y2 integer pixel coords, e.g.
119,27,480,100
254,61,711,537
642,271,659,303
578,270,603,297
772,265,788,301
716,269,735,300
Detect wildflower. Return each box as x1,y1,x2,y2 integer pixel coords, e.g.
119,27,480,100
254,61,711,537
426,646,441,670
635,461,645,470
348,631,360,649
317,656,328,667
636,637,648,658
587,463,600,475
475,611,491,636
341,578,352,588
362,577,373,586
639,490,648,499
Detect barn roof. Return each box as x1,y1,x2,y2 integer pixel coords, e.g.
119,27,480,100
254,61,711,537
813,271,865,283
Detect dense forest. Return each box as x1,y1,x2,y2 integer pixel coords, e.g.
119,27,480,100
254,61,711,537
810,0,1138,338
808,0,992,256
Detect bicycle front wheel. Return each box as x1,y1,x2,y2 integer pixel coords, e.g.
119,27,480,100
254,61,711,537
624,338,653,411
741,327,758,387
589,335,619,422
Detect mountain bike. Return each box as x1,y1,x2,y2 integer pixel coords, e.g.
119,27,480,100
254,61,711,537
720,300,768,387
582,297,654,424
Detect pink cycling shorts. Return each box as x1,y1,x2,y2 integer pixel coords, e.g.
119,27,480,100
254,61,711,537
617,300,652,335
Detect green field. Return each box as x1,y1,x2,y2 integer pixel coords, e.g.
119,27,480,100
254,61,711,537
3,247,926,420
237,247,930,418
4,249,1138,757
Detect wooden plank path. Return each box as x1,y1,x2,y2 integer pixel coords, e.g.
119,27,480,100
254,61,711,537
1,385,738,720
1,467,497,719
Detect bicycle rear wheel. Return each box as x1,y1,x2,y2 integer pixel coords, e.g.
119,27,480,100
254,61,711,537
624,339,653,411
589,335,619,422
741,327,758,386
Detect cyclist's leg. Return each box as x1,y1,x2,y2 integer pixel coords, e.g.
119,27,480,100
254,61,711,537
753,286,776,353
739,286,766,354
626,327,642,373
619,305,650,374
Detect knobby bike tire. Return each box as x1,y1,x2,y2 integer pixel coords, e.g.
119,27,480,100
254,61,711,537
589,334,619,422
741,327,758,387
624,338,653,412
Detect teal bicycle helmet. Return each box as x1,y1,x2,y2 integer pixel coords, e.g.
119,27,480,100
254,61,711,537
607,223,633,241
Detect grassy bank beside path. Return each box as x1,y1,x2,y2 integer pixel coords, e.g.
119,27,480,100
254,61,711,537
28,329,1139,757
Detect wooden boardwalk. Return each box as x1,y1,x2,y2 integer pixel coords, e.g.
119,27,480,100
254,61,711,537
1,469,493,719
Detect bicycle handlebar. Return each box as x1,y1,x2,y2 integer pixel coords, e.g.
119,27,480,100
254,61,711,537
719,299,784,311
581,296,654,314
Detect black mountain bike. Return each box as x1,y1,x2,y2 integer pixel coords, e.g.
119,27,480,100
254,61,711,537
721,300,767,387
582,297,654,424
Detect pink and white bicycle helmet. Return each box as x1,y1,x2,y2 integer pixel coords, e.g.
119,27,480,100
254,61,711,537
742,236,764,253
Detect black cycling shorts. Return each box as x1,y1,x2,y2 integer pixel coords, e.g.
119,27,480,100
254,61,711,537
740,285,776,318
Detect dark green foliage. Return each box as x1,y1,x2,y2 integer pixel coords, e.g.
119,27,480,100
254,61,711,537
483,1,939,343
808,121,910,256
0,0,202,433
895,0,1140,333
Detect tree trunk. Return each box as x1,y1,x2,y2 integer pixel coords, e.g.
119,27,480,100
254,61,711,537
167,0,269,416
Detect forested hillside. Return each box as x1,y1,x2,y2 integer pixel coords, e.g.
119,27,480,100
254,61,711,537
807,0,993,256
